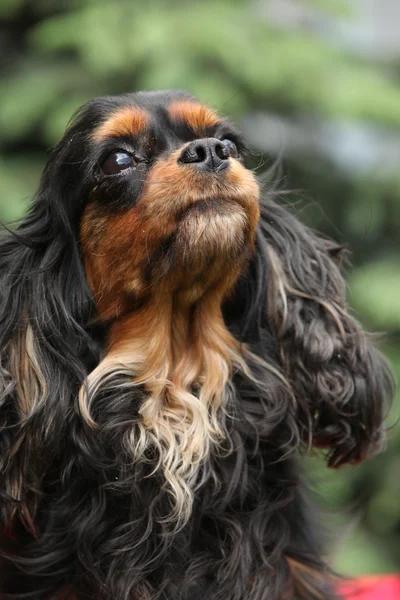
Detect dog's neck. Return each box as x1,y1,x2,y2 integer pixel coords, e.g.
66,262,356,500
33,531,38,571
79,287,247,525
108,290,238,388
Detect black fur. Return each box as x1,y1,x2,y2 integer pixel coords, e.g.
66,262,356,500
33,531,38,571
0,91,394,599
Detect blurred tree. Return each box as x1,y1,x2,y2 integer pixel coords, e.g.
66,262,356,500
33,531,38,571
0,0,399,576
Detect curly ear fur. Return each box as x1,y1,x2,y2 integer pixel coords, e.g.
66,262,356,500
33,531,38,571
0,135,96,533
236,196,394,468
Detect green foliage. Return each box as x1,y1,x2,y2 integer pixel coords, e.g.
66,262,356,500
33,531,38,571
350,259,400,329
0,0,399,578
0,0,24,18
2,0,400,149
0,156,38,221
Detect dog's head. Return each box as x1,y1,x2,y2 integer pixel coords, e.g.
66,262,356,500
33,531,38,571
80,91,260,318
0,90,394,531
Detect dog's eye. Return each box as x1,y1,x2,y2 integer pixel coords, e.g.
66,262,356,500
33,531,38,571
100,151,136,175
221,139,239,158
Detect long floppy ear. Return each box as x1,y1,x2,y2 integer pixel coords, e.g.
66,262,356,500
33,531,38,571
0,129,96,533
233,195,394,468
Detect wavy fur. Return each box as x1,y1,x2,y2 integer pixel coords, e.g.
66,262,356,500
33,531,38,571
0,90,394,600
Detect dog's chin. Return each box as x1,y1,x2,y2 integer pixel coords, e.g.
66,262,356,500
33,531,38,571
171,197,254,286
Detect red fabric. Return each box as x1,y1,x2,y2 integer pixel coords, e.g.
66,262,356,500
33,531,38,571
338,575,400,599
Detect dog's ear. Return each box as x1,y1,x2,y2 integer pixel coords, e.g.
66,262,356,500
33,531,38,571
0,127,96,532
234,196,394,467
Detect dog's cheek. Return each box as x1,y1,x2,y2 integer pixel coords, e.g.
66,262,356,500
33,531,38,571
80,202,146,319
81,200,182,319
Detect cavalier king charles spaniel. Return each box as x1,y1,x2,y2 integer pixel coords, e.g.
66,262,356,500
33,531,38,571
0,90,394,600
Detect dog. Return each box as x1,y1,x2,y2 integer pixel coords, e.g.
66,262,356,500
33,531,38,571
0,89,394,599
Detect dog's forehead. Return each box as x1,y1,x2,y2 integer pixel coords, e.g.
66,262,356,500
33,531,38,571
92,90,223,142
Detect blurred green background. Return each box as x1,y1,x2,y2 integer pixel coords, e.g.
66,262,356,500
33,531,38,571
0,0,399,577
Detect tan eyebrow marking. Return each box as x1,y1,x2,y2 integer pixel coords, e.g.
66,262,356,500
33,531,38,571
92,106,150,141
168,101,221,135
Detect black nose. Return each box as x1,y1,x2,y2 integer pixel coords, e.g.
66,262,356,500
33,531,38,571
179,138,230,172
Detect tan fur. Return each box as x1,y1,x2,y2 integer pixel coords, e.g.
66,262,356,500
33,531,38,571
4,324,46,527
168,101,221,135
92,106,150,141
8,324,47,418
81,145,260,320
79,292,250,526
80,127,261,526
